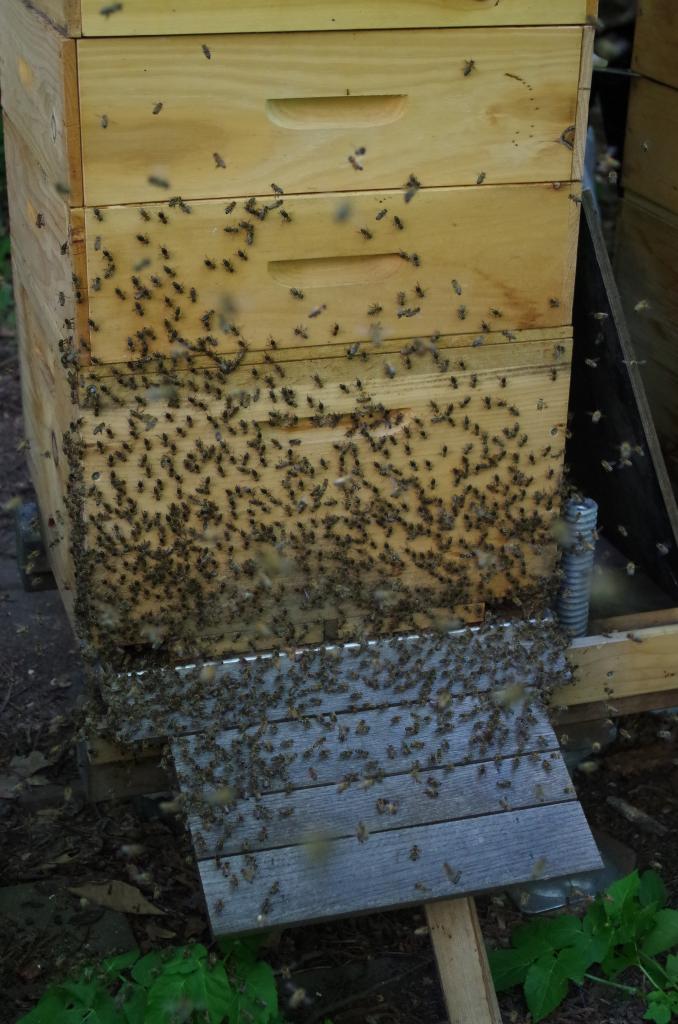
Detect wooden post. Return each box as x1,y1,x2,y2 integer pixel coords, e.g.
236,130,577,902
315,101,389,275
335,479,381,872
426,898,502,1024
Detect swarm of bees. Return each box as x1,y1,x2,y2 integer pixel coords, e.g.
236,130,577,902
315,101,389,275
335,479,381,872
52,156,579,926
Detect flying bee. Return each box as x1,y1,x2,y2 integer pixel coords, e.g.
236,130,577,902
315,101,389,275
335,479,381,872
213,152,226,169
463,59,476,76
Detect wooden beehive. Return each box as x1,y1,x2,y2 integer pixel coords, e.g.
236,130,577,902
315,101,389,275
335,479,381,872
615,0,678,491
0,0,596,664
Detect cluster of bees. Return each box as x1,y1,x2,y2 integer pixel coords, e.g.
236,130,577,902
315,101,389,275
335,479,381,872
53,171,575,921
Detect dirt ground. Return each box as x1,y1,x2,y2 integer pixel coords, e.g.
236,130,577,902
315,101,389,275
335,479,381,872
1,320,677,1024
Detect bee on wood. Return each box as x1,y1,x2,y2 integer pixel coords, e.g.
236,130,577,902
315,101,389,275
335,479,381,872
202,43,212,59
463,59,476,76
214,152,226,169
153,102,164,115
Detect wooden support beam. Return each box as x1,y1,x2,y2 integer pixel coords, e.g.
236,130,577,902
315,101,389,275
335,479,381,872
554,622,678,719
427,898,502,1024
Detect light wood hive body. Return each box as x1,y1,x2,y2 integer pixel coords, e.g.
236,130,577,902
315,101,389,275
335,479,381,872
0,0,596,662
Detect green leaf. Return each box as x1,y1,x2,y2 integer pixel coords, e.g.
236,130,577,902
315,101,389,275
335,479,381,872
512,915,582,954
59,980,101,1009
120,985,147,1024
642,910,678,958
89,992,120,1024
164,943,208,975
16,991,70,1024
605,871,641,936
131,950,164,987
640,871,667,909
489,946,540,993
556,945,593,986
524,953,570,1023
146,971,186,1020
220,935,262,973
184,961,235,1024
102,950,140,978
601,947,637,979
580,914,612,965
664,952,678,983
643,990,676,1024
240,961,278,1023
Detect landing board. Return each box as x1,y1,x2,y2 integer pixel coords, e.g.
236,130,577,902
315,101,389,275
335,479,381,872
168,625,601,934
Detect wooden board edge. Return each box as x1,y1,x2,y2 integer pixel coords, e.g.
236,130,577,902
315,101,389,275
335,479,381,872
63,36,84,205
31,0,82,36
426,898,502,1024
572,26,595,181
79,1,599,37
557,622,678,710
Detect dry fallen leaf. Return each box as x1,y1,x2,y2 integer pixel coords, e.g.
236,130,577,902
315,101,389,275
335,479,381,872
69,880,165,916
10,751,51,778
145,921,176,941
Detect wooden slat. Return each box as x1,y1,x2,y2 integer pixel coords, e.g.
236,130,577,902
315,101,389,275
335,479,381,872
198,802,600,933
558,624,678,709
104,618,571,742
79,0,592,37
180,751,573,858
615,195,678,489
632,0,678,91
624,78,678,217
0,0,82,206
427,899,502,1024
173,695,557,797
79,184,579,363
77,28,582,206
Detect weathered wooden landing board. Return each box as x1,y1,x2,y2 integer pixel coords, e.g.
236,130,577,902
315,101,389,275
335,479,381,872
169,631,601,935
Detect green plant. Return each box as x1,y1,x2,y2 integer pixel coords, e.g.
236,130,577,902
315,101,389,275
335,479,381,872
18,937,299,1024
489,870,678,1022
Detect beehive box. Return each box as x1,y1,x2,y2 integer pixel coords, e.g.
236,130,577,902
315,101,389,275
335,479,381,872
0,0,596,664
